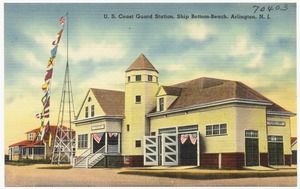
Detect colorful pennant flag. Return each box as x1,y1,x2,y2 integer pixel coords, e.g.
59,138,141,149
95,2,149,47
52,29,63,45
37,15,66,142
60,17,65,25
35,113,43,119
41,82,50,91
40,126,46,141
45,121,50,133
41,91,49,106
44,68,53,82
47,57,55,68
51,45,58,57
48,133,52,147
44,97,50,109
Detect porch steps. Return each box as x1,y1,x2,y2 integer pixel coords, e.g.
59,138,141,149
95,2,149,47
74,154,93,168
74,153,105,168
88,153,105,168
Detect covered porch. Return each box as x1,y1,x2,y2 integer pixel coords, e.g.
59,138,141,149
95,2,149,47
74,132,121,168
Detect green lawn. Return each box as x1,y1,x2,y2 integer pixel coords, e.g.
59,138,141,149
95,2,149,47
118,169,297,180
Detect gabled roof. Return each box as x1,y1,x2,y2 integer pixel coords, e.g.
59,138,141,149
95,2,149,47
9,140,44,148
9,140,33,147
158,77,292,114
90,88,125,116
9,125,71,148
126,53,158,73
25,128,40,134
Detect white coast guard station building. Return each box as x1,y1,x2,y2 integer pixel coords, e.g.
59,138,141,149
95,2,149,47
73,54,295,169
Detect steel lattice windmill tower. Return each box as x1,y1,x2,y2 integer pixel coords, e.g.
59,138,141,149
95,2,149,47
51,13,76,164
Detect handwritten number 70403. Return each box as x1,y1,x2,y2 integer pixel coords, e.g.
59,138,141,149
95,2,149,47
253,4,288,14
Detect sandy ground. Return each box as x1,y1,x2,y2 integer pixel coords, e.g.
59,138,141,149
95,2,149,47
5,164,297,187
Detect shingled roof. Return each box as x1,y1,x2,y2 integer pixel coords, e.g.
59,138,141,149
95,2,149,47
160,86,182,96
163,77,291,113
90,88,125,116
126,53,158,73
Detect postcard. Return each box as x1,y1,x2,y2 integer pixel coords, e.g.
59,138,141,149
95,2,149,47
4,2,297,187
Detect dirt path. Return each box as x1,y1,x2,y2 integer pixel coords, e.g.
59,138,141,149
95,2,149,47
5,164,297,187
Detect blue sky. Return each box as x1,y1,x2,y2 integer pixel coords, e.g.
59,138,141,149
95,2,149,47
4,3,297,150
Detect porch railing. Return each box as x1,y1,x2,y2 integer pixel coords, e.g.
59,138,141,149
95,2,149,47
87,146,105,168
74,147,91,167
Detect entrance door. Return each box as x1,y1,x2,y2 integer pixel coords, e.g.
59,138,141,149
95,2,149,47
245,138,259,166
92,133,105,153
161,134,178,166
179,133,198,166
268,142,284,165
144,136,158,166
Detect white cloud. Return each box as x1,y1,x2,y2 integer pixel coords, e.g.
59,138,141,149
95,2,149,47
246,49,265,69
67,41,127,64
229,36,265,69
185,23,211,42
229,36,249,56
78,69,124,91
274,55,294,76
23,51,45,70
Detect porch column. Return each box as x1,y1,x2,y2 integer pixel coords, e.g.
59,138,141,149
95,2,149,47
105,132,108,153
118,133,121,153
197,132,200,166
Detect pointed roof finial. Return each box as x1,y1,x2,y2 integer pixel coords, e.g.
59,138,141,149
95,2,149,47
126,53,158,73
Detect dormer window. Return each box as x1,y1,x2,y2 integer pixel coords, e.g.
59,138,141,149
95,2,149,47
159,97,164,111
136,75,141,81
28,133,34,141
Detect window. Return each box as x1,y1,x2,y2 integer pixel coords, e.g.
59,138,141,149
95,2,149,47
206,125,212,135
220,124,227,134
22,148,26,155
34,147,44,155
88,97,92,102
85,106,88,118
148,75,153,81
91,105,95,117
213,124,219,135
206,124,227,136
78,134,88,149
136,75,141,81
29,148,33,155
135,95,141,103
159,127,176,134
159,97,164,111
128,76,130,82
245,130,258,138
268,135,283,142
178,125,198,133
135,140,141,147
28,133,33,141
127,124,130,131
